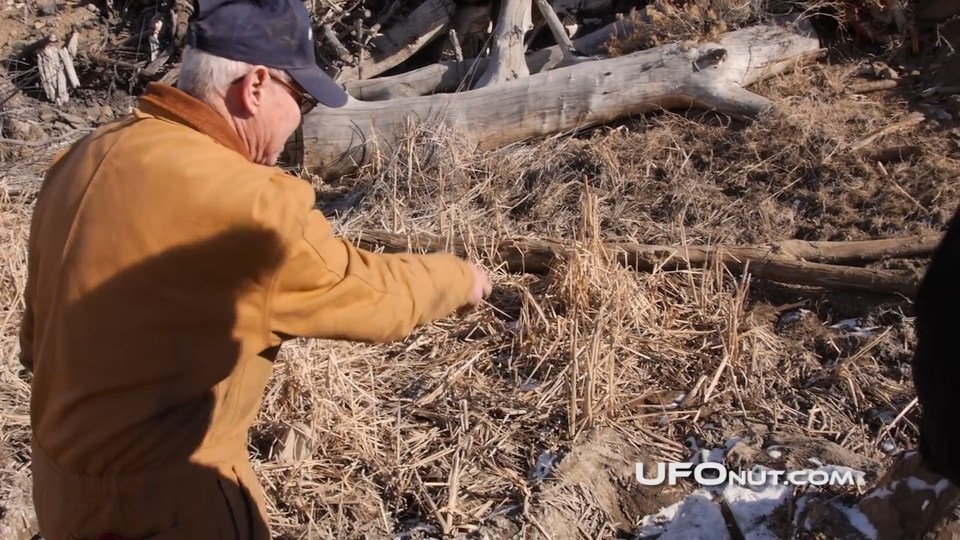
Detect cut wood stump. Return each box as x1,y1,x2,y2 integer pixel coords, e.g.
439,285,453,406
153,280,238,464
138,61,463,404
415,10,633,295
302,19,825,178
36,33,81,106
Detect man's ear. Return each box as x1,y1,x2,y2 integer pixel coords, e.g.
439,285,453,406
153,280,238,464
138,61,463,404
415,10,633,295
236,66,271,115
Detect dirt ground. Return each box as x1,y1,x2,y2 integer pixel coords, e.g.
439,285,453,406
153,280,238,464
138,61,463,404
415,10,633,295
3,0,960,539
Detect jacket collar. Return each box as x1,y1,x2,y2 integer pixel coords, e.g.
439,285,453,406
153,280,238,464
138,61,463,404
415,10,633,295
136,82,250,160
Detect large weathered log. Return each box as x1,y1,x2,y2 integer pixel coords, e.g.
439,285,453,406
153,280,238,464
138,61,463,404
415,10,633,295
302,21,824,177
335,0,457,82
351,230,939,296
345,12,646,99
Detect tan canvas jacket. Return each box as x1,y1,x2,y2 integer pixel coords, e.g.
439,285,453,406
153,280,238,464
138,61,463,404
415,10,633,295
19,82,475,540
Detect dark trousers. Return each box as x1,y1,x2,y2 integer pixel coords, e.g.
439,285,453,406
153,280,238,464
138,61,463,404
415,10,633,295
914,203,960,486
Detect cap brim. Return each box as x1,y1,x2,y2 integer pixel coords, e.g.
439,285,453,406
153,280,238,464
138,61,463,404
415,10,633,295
288,66,349,108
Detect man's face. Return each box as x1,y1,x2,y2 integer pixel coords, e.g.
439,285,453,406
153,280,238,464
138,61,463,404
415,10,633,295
229,68,311,166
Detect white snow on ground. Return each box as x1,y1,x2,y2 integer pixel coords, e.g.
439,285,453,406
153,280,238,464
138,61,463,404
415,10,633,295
721,481,793,540
839,504,878,539
636,491,729,539
634,444,873,540
635,479,793,540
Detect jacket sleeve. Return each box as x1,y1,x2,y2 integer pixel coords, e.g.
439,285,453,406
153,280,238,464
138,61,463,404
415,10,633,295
266,206,476,344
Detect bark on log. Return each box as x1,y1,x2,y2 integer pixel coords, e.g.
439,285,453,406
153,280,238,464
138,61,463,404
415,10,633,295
345,58,485,99
352,230,939,296
303,20,825,177
475,0,534,87
335,0,457,82
345,10,646,99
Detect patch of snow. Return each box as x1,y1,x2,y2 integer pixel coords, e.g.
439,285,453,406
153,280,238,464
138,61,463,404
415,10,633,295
863,486,893,500
719,482,792,540
634,460,874,540
765,445,785,459
905,476,953,496
635,491,729,540
829,318,881,337
530,450,555,482
794,494,813,531
838,504,878,540
690,438,741,465
831,318,861,331
779,309,809,325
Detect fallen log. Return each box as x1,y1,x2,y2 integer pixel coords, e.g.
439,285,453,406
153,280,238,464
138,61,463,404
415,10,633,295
352,230,941,296
345,11,646,99
302,20,825,177
335,0,457,82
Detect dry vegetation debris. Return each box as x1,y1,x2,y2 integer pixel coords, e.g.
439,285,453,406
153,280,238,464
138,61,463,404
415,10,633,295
2,0,960,538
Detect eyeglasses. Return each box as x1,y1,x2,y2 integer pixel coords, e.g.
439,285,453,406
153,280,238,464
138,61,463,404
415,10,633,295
271,75,317,115
230,72,317,115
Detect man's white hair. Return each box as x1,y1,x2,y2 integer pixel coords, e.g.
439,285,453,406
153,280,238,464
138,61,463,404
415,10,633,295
177,45,289,103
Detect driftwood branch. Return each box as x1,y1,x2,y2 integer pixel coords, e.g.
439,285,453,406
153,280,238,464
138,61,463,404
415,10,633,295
335,0,457,82
861,145,923,163
322,23,352,62
534,0,579,61
352,230,941,296
475,0,534,87
848,112,926,152
304,20,824,177
344,10,643,100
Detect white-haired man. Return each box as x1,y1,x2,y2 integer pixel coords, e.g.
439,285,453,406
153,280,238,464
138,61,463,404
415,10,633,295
18,0,490,538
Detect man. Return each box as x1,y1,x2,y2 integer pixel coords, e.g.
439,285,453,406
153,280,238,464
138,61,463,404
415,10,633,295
17,0,490,538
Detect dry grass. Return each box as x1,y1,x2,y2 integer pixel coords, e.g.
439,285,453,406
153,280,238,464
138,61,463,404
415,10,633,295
0,156,44,540
246,60,956,536
2,52,959,539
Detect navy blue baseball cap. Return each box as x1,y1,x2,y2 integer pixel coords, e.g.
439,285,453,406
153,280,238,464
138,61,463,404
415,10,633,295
186,0,349,108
